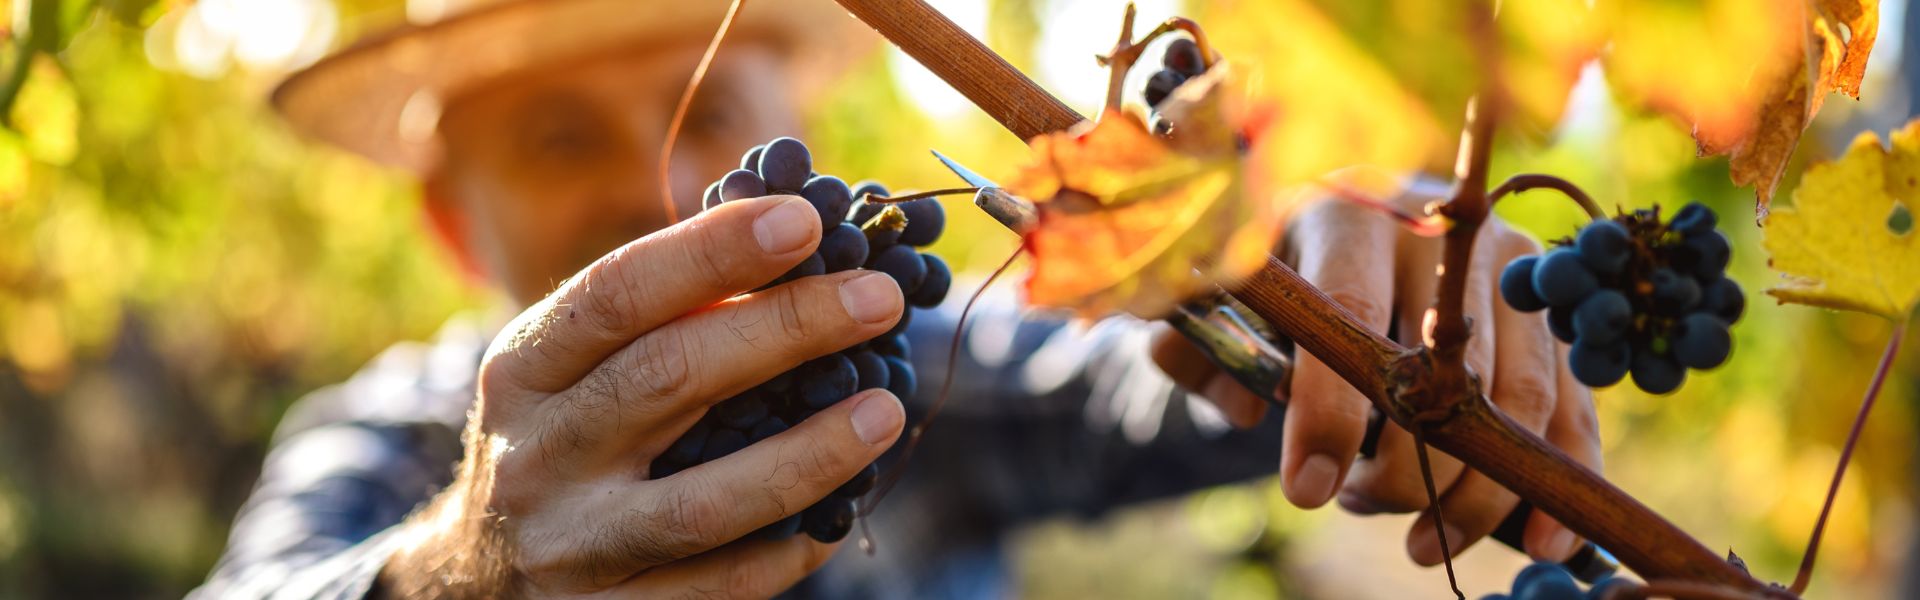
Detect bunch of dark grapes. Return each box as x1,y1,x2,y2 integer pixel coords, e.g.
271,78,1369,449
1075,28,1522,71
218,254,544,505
1481,562,1636,600
1141,36,1210,134
653,137,952,543
1499,203,1744,394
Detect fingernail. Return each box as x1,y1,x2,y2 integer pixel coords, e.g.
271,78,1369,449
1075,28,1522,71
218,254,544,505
1288,454,1340,507
754,198,815,254
839,272,901,324
1546,527,1579,561
849,392,903,445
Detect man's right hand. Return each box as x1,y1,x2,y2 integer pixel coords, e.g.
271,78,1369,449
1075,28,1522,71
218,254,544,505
378,195,908,598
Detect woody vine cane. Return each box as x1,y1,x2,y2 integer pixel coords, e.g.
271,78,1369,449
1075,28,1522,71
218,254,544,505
829,0,1780,596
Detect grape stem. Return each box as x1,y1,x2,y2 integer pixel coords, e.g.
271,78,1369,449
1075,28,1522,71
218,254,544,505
1787,319,1907,593
864,187,982,204
1625,580,1775,600
658,0,749,225
1093,6,1222,114
834,0,1782,594
1488,173,1606,220
1412,427,1467,600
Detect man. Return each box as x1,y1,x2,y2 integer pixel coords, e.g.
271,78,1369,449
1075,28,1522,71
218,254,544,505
193,0,1601,597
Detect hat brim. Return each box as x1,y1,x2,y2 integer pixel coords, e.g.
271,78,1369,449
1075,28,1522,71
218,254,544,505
273,0,876,173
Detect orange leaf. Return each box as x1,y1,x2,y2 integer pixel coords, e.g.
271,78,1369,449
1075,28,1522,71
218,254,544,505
1006,71,1280,319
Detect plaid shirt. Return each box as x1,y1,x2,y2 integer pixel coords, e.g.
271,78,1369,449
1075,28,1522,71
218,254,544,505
190,288,1287,599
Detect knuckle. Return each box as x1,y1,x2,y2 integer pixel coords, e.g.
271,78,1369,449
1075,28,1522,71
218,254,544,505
1494,375,1557,428
581,252,641,334
629,328,700,402
686,221,742,290
769,285,818,344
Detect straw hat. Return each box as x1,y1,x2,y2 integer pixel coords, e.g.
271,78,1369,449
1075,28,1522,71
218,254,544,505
273,0,878,173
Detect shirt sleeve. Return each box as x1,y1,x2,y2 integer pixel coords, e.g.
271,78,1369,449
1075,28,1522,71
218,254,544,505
190,321,479,600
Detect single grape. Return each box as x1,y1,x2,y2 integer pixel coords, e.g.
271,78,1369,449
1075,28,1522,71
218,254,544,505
837,463,879,498
799,354,858,409
898,198,947,246
1567,339,1630,387
884,307,912,339
700,428,749,462
869,245,927,294
871,334,910,361
1500,256,1548,312
911,253,952,308
848,350,890,392
718,168,768,202
1576,220,1633,276
801,497,856,543
818,223,871,272
1164,37,1205,76
702,181,723,211
884,355,917,401
1700,276,1745,322
1547,305,1577,344
758,137,813,192
1648,268,1701,315
713,393,770,430
850,181,890,203
773,252,826,286
1678,230,1731,279
1669,202,1717,235
1572,289,1631,345
748,417,789,443
1586,577,1638,599
1143,69,1188,108
1671,313,1732,369
1513,563,1582,600
1532,249,1598,307
1630,350,1685,395
756,514,802,541
740,144,766,172
802,175,855,232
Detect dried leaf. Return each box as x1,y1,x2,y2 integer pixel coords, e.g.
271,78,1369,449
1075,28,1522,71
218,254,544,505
1762,119,1920,320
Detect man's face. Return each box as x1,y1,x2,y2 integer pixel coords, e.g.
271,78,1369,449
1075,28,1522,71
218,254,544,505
433,41,800,306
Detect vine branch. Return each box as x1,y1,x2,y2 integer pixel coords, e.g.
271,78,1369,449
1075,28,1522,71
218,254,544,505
1489,173,1607,220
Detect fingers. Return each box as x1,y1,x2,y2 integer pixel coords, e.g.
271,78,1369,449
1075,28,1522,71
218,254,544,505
489,195,822,393
1396,224,1561,564
1524,341,1602,562
561,390,902,582
1149,325,1271,428
541,270,903,461
1281,200,1395,508
604,536,839,599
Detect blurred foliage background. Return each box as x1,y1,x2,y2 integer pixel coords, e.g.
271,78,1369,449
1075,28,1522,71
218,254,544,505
0,0,1915,598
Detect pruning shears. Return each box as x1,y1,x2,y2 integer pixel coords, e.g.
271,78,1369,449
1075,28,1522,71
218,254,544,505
931,149,1620,583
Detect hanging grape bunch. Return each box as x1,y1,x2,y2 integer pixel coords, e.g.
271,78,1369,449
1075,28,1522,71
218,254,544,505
1141,35,1209,135
655,137,952,543
1499,203,1744,394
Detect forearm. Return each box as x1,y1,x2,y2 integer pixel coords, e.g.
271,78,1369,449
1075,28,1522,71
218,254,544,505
375,431,515,599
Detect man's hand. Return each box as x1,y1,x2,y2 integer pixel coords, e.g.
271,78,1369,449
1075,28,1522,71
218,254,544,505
379,195,907,598
1151,195,1601,568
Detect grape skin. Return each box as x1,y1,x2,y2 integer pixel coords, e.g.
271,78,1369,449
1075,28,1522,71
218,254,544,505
1500,256,1548,312
1531,249,1598,307
758,137,813,192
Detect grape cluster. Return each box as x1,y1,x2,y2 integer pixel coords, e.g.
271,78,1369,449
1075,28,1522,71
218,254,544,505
655,137,952,543
1142,37,1207,110
1481,562,1637,600
1500,203,1744,394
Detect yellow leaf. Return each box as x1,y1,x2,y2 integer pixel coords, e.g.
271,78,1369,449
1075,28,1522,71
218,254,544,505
1603,0,1879,214
1762,119,1920,319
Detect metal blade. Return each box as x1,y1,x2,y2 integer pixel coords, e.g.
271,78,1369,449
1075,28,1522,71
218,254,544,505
930,149,999,189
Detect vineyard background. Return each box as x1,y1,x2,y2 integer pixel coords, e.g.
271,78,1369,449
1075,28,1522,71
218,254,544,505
0,0,1916,598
